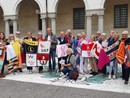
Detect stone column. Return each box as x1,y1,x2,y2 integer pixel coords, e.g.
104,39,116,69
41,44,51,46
48,13,56,35
5,20,10,38
51,18,56,35
98,15,104,33
86,16,92,37
41,13,47,37
13,20,18,36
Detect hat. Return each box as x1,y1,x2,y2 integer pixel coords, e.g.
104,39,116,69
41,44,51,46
122,31,128,35
101,33,106,36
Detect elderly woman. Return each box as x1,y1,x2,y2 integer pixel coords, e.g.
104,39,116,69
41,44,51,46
108,32,120,79
99,33,108,75
0,32,7,78
60,48,76,79
78,32,90,74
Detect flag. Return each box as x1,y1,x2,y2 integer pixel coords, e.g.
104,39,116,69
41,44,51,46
24,40,38,67
12,41,22,68
105,40,120,61
37,41,51,66
91,41,103,59
116,40,125,64
98,49,110,70
81,43,94,57
0,47,6,74
6,44,18,73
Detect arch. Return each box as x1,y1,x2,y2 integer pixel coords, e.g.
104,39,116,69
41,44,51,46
14,0,42,15
100,0,106,8
52,0,88,13
0,3,5,15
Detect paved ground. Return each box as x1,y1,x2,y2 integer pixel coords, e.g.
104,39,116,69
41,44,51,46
0,79,130,98
1,65,130,98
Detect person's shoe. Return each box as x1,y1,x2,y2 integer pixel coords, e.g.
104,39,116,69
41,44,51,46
30,70,33,74
113,75,116,79
124,81,128,85
27,70,30,74
19,68,23,73
93,72,98,76
39,70,43,73
108,75,111,80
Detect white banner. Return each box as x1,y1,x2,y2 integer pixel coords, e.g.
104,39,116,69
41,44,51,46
26,54,37,67
56,44,68,58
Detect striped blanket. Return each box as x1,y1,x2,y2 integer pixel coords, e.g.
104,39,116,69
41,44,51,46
6,44,18,73
104,40,120,61
0,47,6,74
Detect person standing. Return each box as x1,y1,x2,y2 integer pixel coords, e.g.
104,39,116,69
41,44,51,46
57,31,68,72
0,32,7,78
36,32,45,73
99,33,108,75
121,31,129,80
45,28,57,72
108,32,120,79
14,31,23,72
78,32,90,74
124,38,130,84
89,35,98,75
23,32,36,74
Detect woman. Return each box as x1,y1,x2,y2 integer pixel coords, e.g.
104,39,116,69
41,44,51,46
108,32,120,79
36,32,45,73
78,32,90,74
23,32,36,74
0,32,7,78
99,33,108,75
60,48,76,79
89,35,98,75
57,31,68,72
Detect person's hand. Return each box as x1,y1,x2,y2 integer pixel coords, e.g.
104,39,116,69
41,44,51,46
60,66,64,71
49,40,52,42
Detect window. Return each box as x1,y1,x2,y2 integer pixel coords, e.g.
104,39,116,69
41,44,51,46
114,4,128,28
73,8,85,29
38,14,42,30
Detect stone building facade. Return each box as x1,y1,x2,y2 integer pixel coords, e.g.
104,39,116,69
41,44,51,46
0,0,129,38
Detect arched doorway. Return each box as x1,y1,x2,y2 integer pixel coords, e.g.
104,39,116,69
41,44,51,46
104,0,130,33
56,0,85,36
0,6,4,32
17,0,41,37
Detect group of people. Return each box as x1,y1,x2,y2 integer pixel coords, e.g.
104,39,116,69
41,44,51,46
0,28,130,85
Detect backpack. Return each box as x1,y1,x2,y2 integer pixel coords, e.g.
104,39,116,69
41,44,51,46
71,68,79,81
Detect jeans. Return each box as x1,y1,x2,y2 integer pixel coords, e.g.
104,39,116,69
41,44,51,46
49,49,56,70
109,59,118,75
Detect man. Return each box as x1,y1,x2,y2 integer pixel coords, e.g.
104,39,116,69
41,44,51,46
45,28,57,72
121,31,129,80
14,31,23,72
